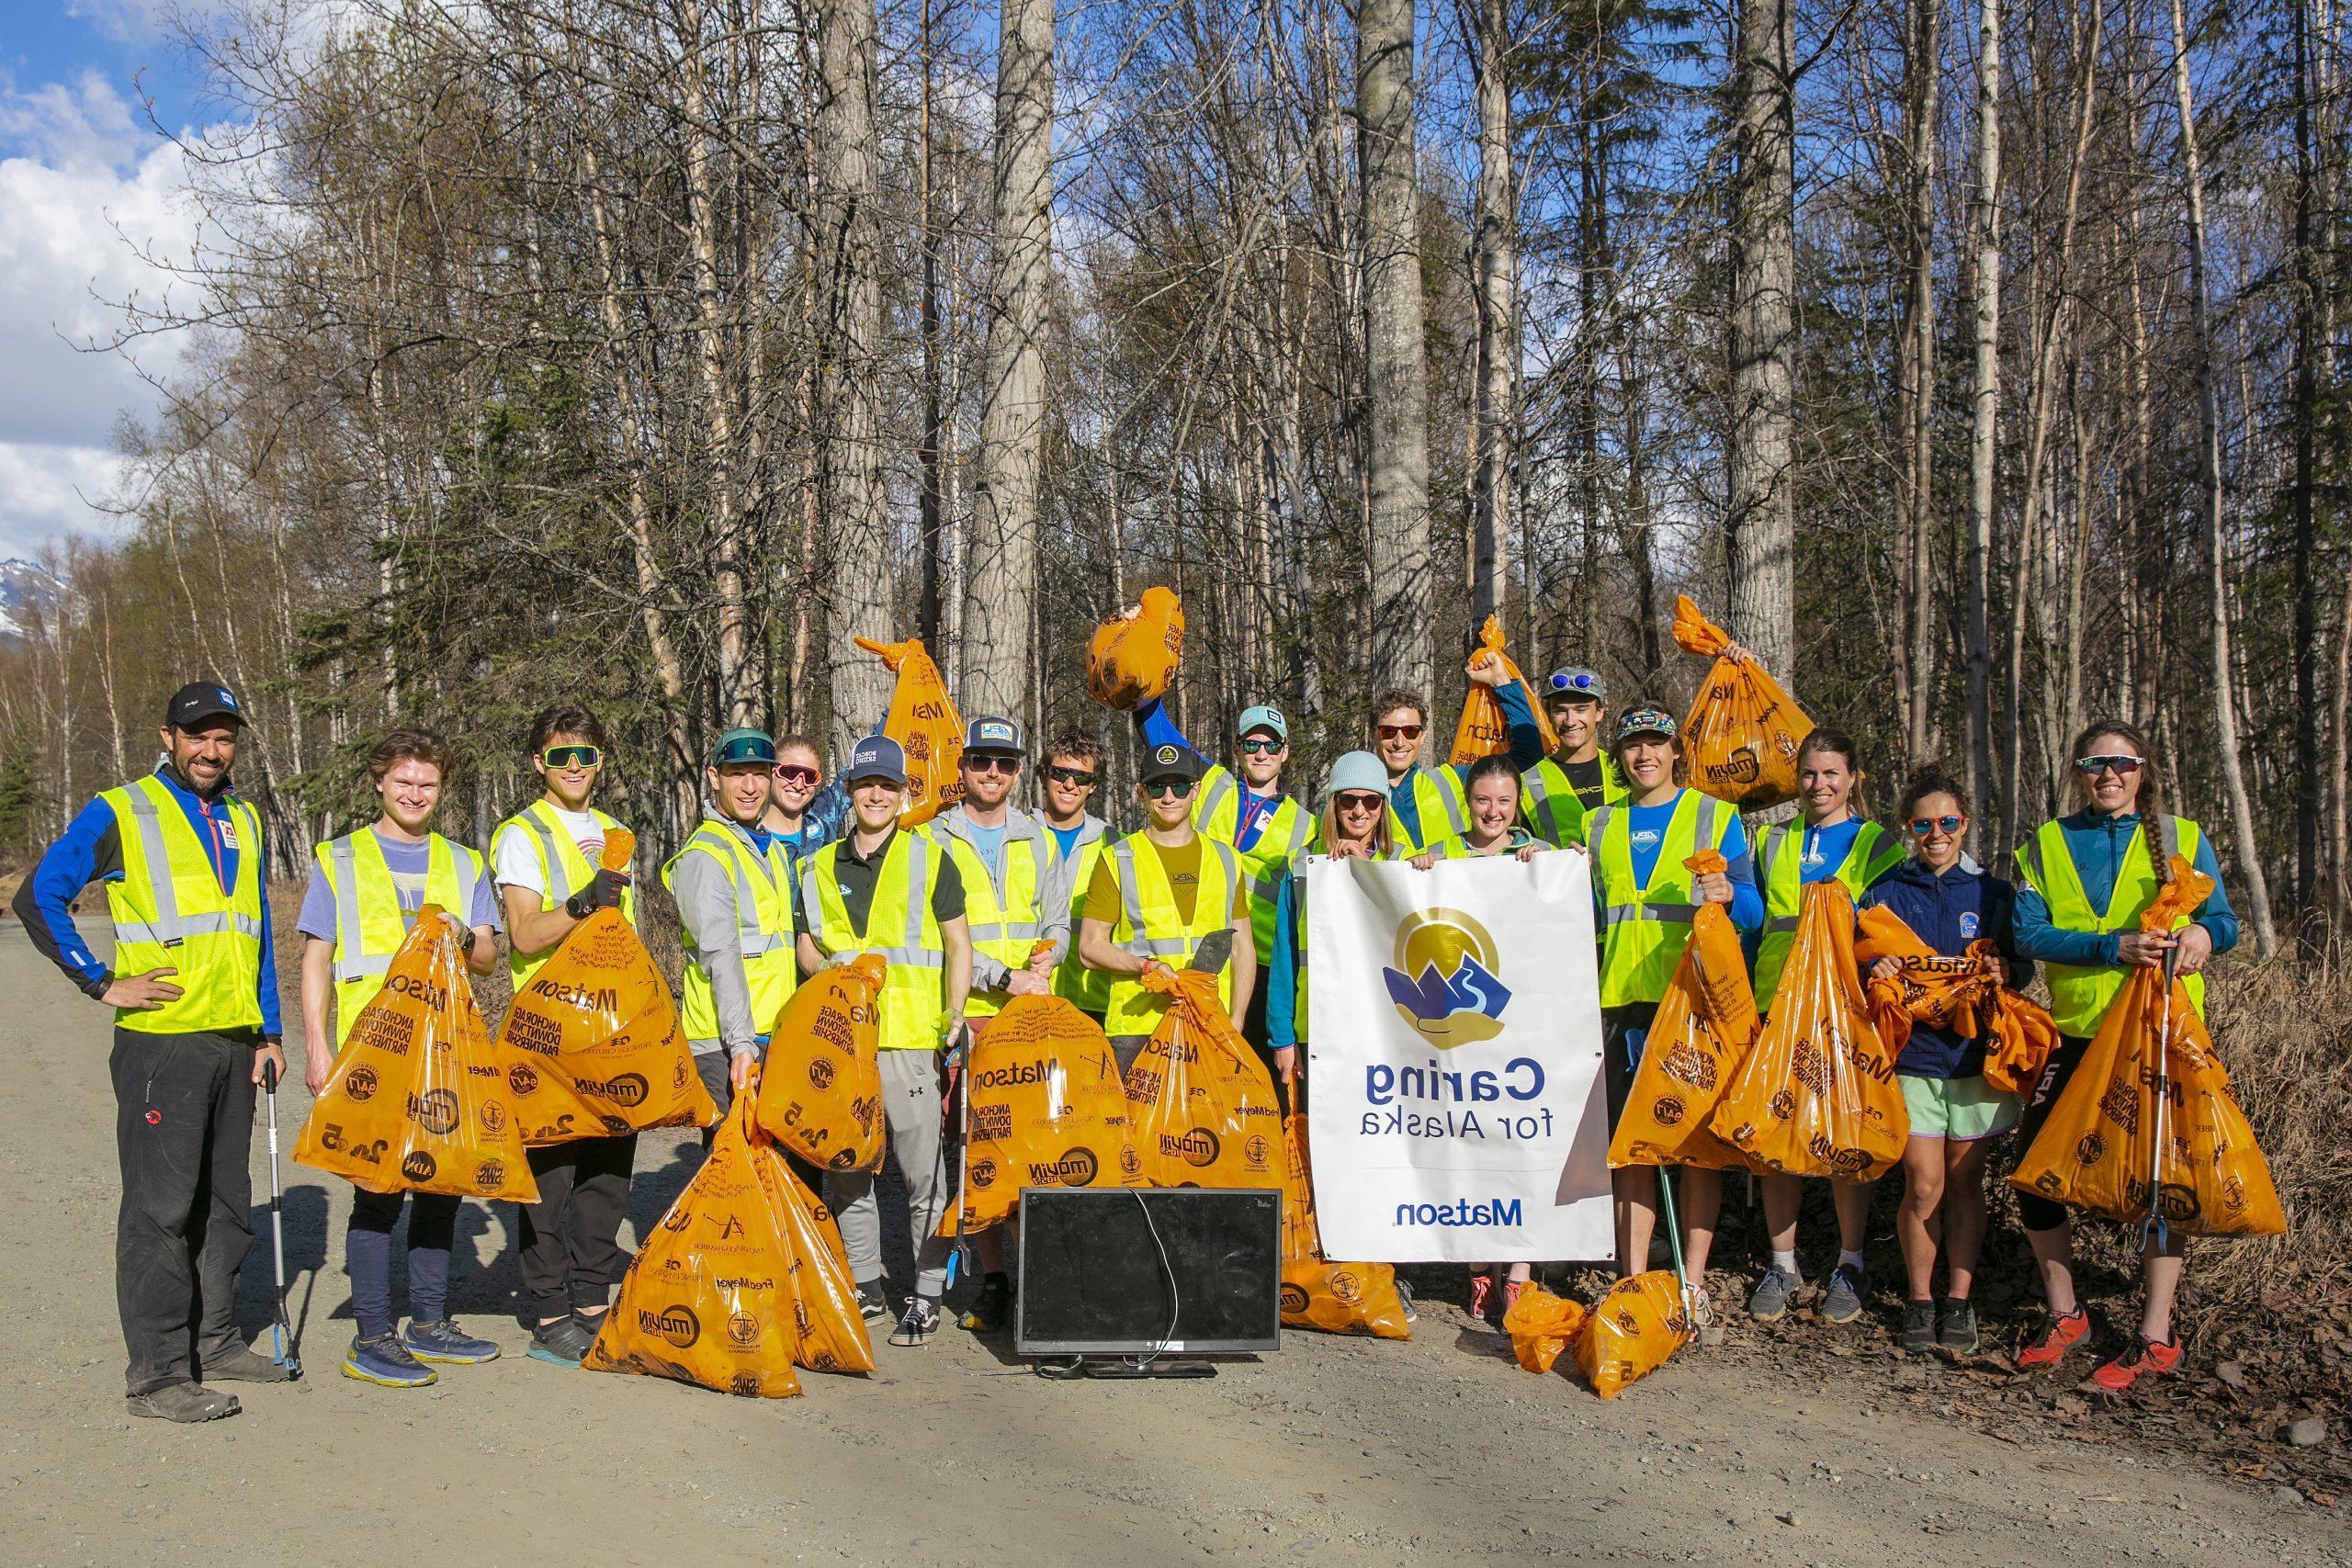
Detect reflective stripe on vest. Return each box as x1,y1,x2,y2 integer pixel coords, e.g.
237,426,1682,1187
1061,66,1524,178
321,829,481,1047
1387,768,1469,855
495,800,636,989
1196,763,1317,964
939,818,1049,1020
662,818,798,1048
1591,791,1730,1009
1101,834,1241,1036
2014,815,2208,1035
1049,818,1111,1012
102,774,265,1033
802,830,947,1050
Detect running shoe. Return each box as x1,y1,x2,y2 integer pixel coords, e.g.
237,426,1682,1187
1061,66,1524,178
1899,1299,1937,1353
856,1281,893,1323
526,1313,595,1367
1747,1267,1799,1323
1937,1300,1981,1355
1821,1262,1869,1325
404,1319,502,1363
890,1295,944,1348
959,1274,1012,1333
199,1346,294,1382
1503,1280,1529,1315
2091,1334,2181,1393
1468,1275,1496,1324
344,1333,436,1388
2016,1308,2091,1371
126,1383,241,1422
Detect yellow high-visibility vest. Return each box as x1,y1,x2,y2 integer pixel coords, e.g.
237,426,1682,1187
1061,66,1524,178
2014,815,2208,1036
1519,751,1630,849
1589,790,1737,1009
492,799,637,989
1751,819,1905,1011
1096,832,1242,1037
934,812,1052,1020
1193,762,1318,964
101,773,265,1034
662,818,798,1049
801,829,948,1052
315,829,485,1047
1047,818,1111,1013
1385,767,1470,857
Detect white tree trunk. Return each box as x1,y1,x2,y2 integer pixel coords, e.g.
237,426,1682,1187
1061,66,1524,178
1470,0,1515,628
1726,0,1798,684
1963,0,2003,846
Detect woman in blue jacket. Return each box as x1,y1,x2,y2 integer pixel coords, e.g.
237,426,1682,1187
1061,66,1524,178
1858,764,2030,1357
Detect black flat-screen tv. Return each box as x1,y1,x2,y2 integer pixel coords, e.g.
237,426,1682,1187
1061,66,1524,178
1016,1187,1283,1356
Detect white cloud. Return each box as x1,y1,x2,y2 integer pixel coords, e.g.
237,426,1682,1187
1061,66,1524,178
0,442,139,556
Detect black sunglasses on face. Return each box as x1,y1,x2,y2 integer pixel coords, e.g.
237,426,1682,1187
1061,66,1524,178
965,754,1021,776
1143,779,1195,800
1044,765,1097,787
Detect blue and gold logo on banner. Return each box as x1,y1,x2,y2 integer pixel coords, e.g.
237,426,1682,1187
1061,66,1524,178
1382,907,1511,1047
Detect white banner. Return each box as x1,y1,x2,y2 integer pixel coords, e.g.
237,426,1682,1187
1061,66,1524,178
1305,851,1612,1263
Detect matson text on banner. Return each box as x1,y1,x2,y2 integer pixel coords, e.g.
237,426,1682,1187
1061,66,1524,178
1304,852,1612,1263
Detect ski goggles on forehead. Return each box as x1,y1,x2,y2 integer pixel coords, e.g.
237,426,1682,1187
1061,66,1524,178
1546,671,1600,695
715,734,776,766
1905,815,1966,836
2075,753,2143,777
541,744,602,770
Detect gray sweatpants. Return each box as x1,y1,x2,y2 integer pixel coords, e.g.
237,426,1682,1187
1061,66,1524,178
828,1049,952,1300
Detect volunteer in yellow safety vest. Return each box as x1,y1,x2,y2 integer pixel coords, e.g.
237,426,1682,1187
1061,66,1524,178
1132,696,1317,1048
16,681,289,1421
663,728,798,1122
298,728,503,1388
491,702,639,1370
1743,726,1905,1334
1520,666,1629,847
1368,655,1545,855
1079,743,1257,1075
1037,731,1112,1018
2008,718,2240,1393
1266,750,1396,1085
1587,706,1762,1310
795,734,975,1348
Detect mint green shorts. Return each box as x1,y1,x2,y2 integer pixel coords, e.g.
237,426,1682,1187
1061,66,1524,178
1898,1073,2020,1143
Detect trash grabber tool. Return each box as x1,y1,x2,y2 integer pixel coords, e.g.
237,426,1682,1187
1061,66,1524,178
942,1022,975,1292
2139,942,2184,1255
1655,1165,1696,1324
262,1059,301,1380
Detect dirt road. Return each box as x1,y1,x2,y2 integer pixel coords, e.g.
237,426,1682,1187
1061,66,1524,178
0,922,2338,1567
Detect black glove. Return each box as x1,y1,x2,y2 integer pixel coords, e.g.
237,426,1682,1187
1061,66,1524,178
566,868,630,919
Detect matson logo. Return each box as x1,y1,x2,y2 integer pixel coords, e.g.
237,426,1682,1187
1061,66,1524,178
1160,1127,1221,1168
639,1303,701,1348
526,976,618,1013
1393,1197,1522,1227
573,1072,650,1107
974,1060,1051,1091
383,972,448,1010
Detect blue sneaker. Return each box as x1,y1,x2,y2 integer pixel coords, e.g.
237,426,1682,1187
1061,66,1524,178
343,1333,436,1388
403,1318,501,1364
1822,1262,1869,1325
1747,1268,1799,1323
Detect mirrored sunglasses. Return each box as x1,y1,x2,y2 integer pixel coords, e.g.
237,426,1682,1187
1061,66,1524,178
541,745,602,770
1238,738,1283,756
2075,753,2143,776
715,735,775,766
1905,815,1966,836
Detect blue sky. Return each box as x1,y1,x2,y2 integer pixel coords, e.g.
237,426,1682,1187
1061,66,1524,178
0,0,221,558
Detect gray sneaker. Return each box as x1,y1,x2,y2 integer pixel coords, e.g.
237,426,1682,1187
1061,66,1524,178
1821,1261,1868,1325
855,1281,892,1323
1937,1299,1980,1354
126,1383,241,1423
1747,1267,1799,1323
1900,1299,1937,1353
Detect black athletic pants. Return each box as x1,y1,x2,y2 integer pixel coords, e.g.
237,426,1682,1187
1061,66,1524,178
519,1134,637,1318
110,1027,260,1396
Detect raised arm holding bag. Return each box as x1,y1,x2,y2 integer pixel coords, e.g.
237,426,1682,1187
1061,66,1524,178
852,636,965,825
1449,614,1559,765
1669,595,1813,810
1086,586,1185,711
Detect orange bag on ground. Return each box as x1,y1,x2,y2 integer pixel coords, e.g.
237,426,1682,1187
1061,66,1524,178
938,996,1137,1235
753,956,887,1174
1503,1286,1587,1374
1710,880,1907,1180
2010,863,2285,1236
1124,967,1285,1189
295,907,539,1203
1086,586,1185,711
853,636,964,825
1670,595,1813,809
762,1146,876,1374
1278,1103,1410,1338
1607,852,1756,1169
1573,1270,1690,1398
500,831,718,1146
1449,614,1560,766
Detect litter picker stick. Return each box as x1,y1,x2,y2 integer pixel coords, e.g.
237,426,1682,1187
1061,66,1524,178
261,1060,301,1380
2141,942,2184,1255
943,1022,973,1292
1654,1165,1695,1322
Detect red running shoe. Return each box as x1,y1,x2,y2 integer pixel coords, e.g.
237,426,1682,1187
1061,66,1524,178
2092,1334,2182,1393
2016,1308,2091,1370
1505,1280,1529,1314
1469,1275,1496,1323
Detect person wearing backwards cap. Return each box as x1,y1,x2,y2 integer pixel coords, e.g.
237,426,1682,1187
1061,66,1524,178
1585,705,1762,1323
17,681,288,1422
1079,743,1257,1076
1521,667,1628,848
796,735,974,1348
664,728,799,1125
1131,697,1317,1054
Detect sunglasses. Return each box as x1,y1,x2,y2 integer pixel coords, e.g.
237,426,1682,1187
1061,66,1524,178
773,763,820,787
1375,724,1423,741
1238,738,1283,756
964,753,1021,776
1905,815,1967,836
541,745,602,770
714,736,775,766
1335,792,1385,813
1044,764,1097,787
2076,753,2143,777
1143,779,1196,800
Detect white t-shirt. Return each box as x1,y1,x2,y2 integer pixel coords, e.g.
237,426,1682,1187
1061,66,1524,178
492,806,607,900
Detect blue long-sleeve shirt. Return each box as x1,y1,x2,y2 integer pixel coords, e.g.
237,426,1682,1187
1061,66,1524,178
1860,858,2031,1077
1135,696,1295,850
2010,809,2239,968
1268,870,1306,1049
15,765,282,1036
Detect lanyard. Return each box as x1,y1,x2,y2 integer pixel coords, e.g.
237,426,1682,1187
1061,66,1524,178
193,795,234,898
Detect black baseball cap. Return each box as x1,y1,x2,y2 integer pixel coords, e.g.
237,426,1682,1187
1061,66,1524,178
165,682,245,730
1139,743,1206,784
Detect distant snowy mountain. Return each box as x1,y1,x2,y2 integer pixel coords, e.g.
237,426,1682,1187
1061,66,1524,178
0,559,63,647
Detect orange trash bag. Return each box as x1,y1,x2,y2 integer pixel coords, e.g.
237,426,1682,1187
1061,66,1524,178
1670,595,1814,809
1854,904,2058,1095
499,831,718,1146
1278,1100,1410,1338
1124,966,1285,1189
763,1145,876,1374
1607,852,1756,1169
294,907,538,1203
1979,989,2063,1100
853,636,964,825
1573,1270,1690,1398
754,956,887,1174
1448,614,1559,766
1710,879,1907,1180
1503,1285,1588,1374
1086,586,1185,711
938,996,1136,1236
2010,863,2285,1237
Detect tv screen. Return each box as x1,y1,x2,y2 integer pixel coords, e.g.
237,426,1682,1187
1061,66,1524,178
1016,1187,1283,1355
